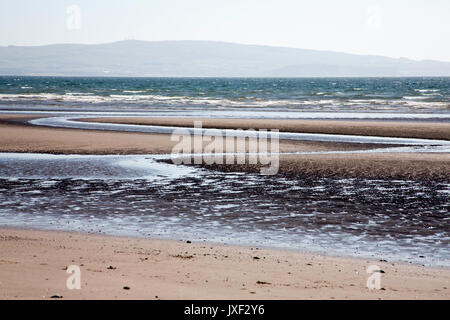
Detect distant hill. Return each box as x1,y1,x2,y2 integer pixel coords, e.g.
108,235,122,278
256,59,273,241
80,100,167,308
1,40,450,77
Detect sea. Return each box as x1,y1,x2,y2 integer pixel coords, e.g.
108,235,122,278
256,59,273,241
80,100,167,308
0,76,449,114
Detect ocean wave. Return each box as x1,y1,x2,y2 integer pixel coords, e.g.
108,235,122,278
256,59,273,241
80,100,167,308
0,92,449,111
403,100,449,108
65,92,95,96
414,89,440,93
0,92,338,107
403,96,431,100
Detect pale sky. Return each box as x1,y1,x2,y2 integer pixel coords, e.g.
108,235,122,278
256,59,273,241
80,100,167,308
1,0,450,61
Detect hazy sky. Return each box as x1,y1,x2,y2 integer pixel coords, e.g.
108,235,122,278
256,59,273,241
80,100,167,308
1,0,449,61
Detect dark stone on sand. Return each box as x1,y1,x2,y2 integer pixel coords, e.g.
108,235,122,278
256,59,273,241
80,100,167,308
123,286,130,290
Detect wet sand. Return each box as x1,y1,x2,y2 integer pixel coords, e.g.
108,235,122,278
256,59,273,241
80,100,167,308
81,117,450,140
0,115,179,154
189,152,450,181
1,228,448,300
0,115,388,155
1,114,449,180
79,116,450,180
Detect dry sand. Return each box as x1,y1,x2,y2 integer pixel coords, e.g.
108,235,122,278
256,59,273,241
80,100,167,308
0,228,448,300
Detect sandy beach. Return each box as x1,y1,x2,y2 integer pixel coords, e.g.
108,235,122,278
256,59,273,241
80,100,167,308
1,227,449,300
2,2,450,304
1,115,449,180
0,114,449,299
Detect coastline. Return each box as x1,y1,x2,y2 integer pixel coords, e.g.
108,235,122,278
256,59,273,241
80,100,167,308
1,227,449,300
0,114,449,299
1,114,449,180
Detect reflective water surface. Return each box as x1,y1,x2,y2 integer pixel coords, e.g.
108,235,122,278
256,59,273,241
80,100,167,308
0,153,448,267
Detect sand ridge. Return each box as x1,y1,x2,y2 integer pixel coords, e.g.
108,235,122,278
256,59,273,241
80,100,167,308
1,114,449,180
0,115,389,154
80,117,450,141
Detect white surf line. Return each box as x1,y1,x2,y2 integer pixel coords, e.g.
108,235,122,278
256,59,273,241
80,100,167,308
3,109,450,120
30,115,450,149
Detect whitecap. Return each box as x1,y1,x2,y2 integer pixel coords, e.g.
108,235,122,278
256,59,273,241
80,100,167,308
414,89,440,93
